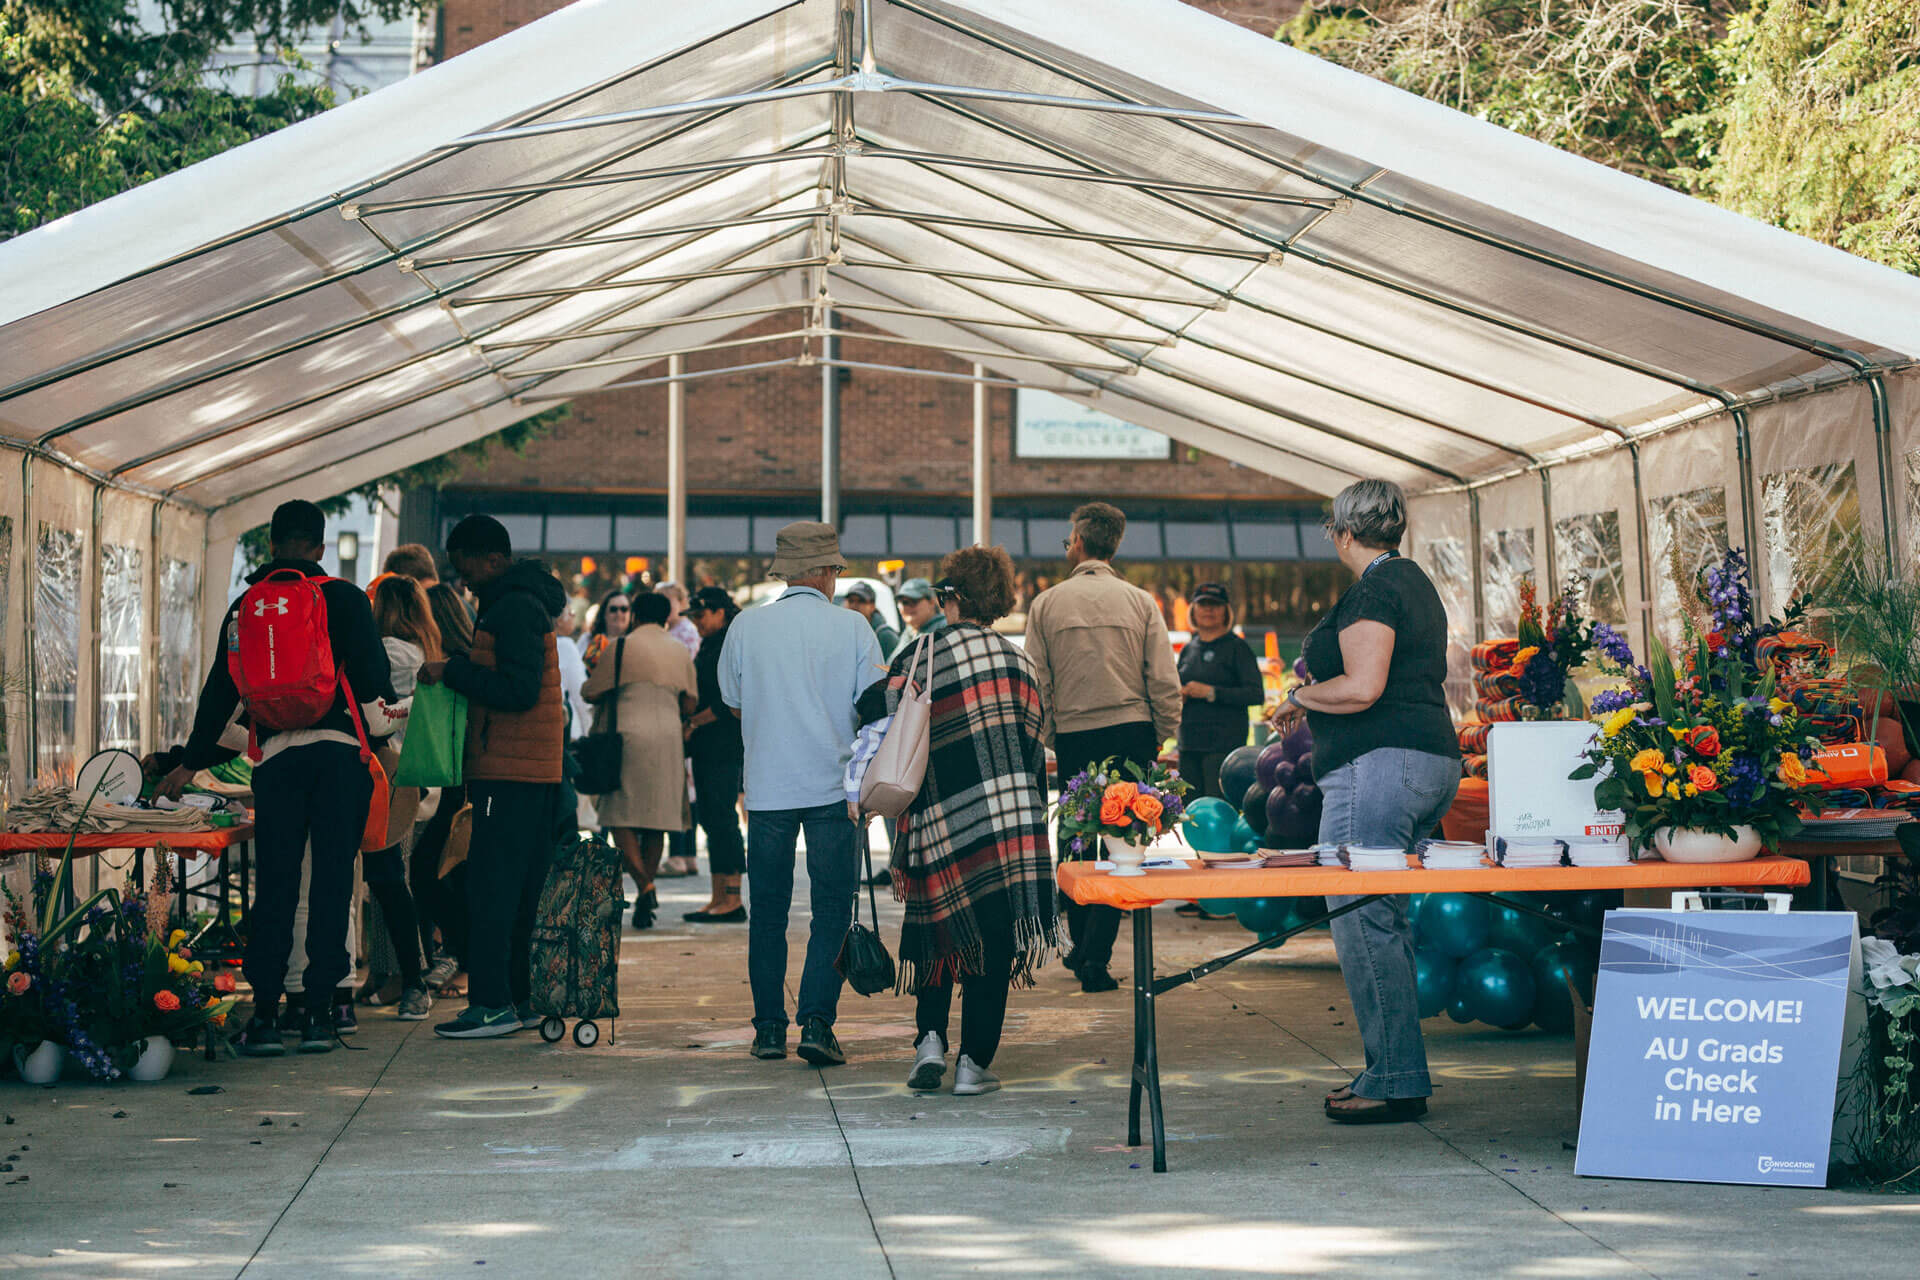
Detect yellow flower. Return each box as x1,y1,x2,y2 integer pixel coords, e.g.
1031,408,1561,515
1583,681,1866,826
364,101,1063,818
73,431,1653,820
1666,781,1681,799
1668,726,1688,740
1513,646,1540,667
168,929,187,948
1629,749,1664,773
1643,771,1664,797
1683,783,1698,798
187,961,204,974
3,951,17,971
1601,708,1636,738
167,954,191,974
1768,697,1790,715
1779,754,1807,786
1663,763,1677,775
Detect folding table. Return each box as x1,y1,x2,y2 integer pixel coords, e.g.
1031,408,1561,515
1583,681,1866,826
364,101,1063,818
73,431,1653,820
1057,855,1813,1172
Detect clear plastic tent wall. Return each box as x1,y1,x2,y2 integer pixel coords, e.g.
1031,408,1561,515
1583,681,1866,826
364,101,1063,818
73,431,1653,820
0,0,1915,776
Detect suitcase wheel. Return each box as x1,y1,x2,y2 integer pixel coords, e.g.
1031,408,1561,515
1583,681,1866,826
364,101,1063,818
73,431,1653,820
573,1020,601,1048
539,1016,566,1043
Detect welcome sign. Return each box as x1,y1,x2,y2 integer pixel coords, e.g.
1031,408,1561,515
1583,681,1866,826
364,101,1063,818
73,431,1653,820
1575,909,1857,1187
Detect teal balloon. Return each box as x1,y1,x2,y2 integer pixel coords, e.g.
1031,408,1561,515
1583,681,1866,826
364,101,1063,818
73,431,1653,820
1186,797,1240,853
1231,817,1260,852
1458,948,1537,1028
1414,946,1457,1019
1487,903,1556,958
1446,993,1476,1024
1406,893,1426,921
1197,898,1245,914
1529,942,1597,1034
1234,897,1295,938
1414,893,1491,959
1218,746,1263,805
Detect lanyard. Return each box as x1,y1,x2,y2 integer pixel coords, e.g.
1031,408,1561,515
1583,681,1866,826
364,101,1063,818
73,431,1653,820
1362,550,1399,578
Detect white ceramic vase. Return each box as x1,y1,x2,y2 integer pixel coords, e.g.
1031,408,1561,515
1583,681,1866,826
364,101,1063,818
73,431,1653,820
14,1041,66,1085
1651,825,1762,864
1104,834,1147,877
128,1037,176,1083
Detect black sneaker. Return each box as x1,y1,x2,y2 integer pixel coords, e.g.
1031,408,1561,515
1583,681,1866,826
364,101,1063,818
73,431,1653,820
237,1014,286,1058
298,1009,336,1054
796,1017,845,1067
275,1005,305,1038
333,1002,358,1036
750,1026,787,1060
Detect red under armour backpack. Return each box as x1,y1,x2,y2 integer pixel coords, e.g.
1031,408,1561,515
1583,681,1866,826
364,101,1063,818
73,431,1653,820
228,569,341,737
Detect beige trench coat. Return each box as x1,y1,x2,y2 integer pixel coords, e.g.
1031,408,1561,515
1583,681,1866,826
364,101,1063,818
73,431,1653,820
580,625,697,831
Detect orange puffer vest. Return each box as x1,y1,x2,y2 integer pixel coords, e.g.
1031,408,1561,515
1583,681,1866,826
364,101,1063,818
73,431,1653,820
464,630,565,783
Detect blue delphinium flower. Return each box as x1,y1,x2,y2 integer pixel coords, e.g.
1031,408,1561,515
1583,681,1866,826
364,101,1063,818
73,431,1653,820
1590,687,1636,714
1591,623,1635,670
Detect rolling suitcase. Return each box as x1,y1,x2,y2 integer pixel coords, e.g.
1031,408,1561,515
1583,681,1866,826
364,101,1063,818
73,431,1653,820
529,832,626,1047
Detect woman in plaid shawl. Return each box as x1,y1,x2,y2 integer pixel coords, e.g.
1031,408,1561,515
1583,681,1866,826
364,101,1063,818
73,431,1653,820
880,545,1059,1096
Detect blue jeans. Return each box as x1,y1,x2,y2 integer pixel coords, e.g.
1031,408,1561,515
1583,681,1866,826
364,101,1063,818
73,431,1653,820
746,803,858,1032
1319,748,1460,1101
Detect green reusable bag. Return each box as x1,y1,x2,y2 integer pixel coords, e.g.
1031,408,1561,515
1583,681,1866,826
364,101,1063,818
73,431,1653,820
392,682,467,788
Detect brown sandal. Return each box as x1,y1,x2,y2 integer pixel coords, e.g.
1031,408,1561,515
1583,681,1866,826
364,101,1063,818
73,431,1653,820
1325,1094,1428,1124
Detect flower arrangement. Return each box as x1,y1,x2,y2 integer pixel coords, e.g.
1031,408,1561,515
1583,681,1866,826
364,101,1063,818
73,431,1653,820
2,843,236,1080
1509,576,1596,717
1054,758,1192,852
1839,855,1920,1187
1573,552,1823,851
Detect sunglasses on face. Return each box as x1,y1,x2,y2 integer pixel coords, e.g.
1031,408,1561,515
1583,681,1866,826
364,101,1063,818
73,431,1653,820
605,604,630,614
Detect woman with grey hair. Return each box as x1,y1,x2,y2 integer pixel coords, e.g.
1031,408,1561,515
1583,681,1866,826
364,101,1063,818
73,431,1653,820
1270,477,1459,1123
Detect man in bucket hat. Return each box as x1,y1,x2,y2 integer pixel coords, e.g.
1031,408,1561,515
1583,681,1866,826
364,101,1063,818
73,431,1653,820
719,522,885,1065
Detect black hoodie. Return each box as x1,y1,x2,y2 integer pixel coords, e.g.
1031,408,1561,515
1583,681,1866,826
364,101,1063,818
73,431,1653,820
442,558,567,712
182,559,394,768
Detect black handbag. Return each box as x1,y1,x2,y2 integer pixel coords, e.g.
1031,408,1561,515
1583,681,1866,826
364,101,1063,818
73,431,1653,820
836,824,896,997
569,638,625,796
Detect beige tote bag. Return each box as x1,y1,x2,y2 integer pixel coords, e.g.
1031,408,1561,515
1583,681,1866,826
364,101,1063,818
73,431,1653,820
860,634,935,820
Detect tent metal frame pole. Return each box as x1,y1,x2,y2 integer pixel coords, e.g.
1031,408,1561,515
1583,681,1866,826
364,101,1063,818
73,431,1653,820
28,1,818,297
819,327,1134,373
515,357,802,402
1539,470,1557,589
857,146,1337,209
889,113,1625,438
836,256,1216,307
451,79,858,147
511,328,813,377
348,145,836,217
479,301,811,350
1869,374,1899,570
827,245,1426,483
972,362,991,546
450,255,825,308
405,205,833,270
911,91,1739,414
814,357,1087,391
150,248,809,493
821,300,1155,343
836,224,1483,479
5,59,839,406
146,499,163,758
850,206,1273,262
20,453,37,783
667,353,687,587
822,308,841,527
1626,443,1655,658
1467,488,1486,644
894,0,1888,378
847,178,1544,464
1733,409,1762,565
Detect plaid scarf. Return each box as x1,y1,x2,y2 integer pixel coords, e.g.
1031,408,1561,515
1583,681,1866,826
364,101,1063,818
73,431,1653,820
884,623,1060,992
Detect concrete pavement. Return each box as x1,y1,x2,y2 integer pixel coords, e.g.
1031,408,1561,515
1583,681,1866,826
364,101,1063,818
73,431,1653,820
3,867,1917,1279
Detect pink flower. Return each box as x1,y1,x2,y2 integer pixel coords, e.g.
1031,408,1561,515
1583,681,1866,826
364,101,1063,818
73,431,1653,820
213,970,236,994
153,990,181,1013
5,971,29,996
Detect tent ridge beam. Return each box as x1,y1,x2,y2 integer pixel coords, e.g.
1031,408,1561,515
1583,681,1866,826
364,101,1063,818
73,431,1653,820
450,255,824,308
402,204,831,270
509,328,813,377
815,328,1135,372
5,60,838,407
857,146,1336,209
516,356,803,402
849,205,1272,261
893,0,1879,369
478,301,812,350
836,256,1214,306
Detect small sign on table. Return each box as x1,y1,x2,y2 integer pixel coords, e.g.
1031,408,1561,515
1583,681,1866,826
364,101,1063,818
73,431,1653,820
1575,909,1857,1187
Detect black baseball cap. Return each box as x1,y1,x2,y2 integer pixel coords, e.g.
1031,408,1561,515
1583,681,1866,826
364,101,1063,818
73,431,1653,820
1189,582,1230,605
842,581,876,602
688,586,734,613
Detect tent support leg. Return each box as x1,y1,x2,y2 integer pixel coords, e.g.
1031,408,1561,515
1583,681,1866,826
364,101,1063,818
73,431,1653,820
1468,488,1486,645
667,354,687,588
822,310,841,527
972,364,991,546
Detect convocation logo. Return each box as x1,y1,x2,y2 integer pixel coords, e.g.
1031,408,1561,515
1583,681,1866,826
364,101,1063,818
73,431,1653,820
1756,1155,1816,1176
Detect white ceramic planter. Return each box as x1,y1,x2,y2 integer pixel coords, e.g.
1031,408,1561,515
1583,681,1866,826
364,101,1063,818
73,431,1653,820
1104,834,1147,877
128,1037,176,1083
1651,825,1762,864
14,1041,66,1085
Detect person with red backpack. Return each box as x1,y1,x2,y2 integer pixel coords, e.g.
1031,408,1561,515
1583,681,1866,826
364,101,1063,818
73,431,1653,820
159,500,396,1057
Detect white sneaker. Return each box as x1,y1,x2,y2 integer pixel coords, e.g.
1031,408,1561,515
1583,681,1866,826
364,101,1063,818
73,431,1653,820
953,1054,999,1096
908,1032,947,1092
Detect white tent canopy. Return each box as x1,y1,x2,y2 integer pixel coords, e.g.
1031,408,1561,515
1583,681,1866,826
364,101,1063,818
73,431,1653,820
2,0,1919,787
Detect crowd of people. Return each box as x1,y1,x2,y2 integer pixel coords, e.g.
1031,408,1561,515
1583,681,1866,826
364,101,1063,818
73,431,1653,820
151,479,1460,1120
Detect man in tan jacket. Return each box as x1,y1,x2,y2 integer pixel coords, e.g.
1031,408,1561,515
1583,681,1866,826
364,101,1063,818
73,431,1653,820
1025,501,1182,991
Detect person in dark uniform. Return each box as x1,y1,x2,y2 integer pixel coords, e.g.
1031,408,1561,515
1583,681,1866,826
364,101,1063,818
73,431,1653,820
1175,582,1265,799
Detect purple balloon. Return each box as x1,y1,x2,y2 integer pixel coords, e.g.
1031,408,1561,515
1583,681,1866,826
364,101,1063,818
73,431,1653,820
1281,725,1314,762
1295,751,1315,784
1255,740,1290,790
1291,781,1320,813
1292,656,1309,680
1271,809,1318,847
1268,759,1296,793
1265,784,1295,830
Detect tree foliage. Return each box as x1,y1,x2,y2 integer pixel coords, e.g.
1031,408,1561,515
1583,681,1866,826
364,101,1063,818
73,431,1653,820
1277,0,1920,276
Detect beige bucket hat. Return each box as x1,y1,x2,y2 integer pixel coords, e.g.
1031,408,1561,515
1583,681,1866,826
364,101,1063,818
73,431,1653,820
768,520,847,579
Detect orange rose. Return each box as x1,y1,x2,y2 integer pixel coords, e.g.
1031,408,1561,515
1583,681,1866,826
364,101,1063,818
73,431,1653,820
1689,727,1721,758
1131,795,1164,830
1687,764,1717,792
1104,781,1139,809
1100,795,1130,826
1779,754,1807,786
153,990,181,1012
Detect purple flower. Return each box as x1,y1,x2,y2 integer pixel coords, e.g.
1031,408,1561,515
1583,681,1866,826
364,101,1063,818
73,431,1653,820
1590,687,1636,714
1591,623,1635,669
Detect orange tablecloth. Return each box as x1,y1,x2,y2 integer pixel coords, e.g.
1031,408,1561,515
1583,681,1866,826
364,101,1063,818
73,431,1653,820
1057,854,1810,909
0,826,254,860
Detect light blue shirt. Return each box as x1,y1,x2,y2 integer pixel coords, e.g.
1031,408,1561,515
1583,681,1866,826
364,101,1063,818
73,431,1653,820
719,585,886,811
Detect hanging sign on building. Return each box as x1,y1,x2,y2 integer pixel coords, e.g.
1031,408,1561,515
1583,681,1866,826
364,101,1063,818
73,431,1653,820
1575,909,1858,1187
1015,390,1170,460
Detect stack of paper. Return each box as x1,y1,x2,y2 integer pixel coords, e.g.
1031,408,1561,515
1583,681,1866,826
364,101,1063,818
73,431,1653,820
1498,837,1568,868
1347,846,1411,871
1421,840,1490,870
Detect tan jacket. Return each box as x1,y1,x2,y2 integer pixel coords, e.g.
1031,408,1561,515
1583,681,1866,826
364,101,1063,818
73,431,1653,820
1024,560,1182,746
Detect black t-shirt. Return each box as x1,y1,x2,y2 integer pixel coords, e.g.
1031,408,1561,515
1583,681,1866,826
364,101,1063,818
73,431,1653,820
690,627,743,758
1301,555,1459,779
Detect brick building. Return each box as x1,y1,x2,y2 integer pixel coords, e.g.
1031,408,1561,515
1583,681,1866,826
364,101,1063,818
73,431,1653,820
411,0,1337,634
